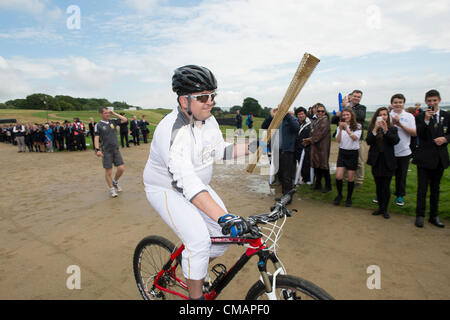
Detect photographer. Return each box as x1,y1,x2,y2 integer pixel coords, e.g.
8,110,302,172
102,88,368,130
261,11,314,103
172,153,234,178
333,108,362,207
413,89,449,228
118,113,129,148
366,107,400,219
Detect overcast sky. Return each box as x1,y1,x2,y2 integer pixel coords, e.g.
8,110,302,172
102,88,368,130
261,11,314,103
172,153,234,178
1,0,450,111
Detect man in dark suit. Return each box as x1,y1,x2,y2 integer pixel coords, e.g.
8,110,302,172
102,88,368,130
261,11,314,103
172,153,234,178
413,89,449,228
130,115,140,146
119,113,129,148
139,115,150,144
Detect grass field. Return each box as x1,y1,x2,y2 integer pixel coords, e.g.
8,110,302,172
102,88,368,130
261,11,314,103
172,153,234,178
296,163,450,220
297,122,450,220
2,109,449,219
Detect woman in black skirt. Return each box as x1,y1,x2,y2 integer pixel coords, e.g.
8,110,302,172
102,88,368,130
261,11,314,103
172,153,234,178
334,108,362,207
366,107,400,219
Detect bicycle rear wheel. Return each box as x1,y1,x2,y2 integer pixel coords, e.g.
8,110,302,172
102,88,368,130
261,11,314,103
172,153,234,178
246,274,334,300
133,235,186,300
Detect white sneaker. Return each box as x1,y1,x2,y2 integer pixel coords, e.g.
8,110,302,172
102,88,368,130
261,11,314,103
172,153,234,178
110,187,118,198
112,180,122,192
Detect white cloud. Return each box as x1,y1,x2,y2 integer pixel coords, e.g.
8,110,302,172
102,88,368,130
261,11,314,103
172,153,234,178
124,0,164,14
88,0,450,107
1,0,450,108
0,27,62,41
0,0,45,15
0,56,32,99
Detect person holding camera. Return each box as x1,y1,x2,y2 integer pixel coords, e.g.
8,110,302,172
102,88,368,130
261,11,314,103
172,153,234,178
333,108,362,207
366,107,400,219
118,113,130,148
413,89,449,228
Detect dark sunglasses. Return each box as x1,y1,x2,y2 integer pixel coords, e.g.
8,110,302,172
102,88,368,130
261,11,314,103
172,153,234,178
317,109,326,113
185,92,217,103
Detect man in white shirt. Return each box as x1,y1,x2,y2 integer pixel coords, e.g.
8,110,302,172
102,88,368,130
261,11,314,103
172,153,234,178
389,94,416,206
143,65,251,300
13,122,26,152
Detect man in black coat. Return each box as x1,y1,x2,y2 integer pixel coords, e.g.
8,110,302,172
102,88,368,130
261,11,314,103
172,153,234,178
413,89,449,228
294,107,312,184
139,115,150,144
118,113,129,148
278,110,300,200
130,115,140,146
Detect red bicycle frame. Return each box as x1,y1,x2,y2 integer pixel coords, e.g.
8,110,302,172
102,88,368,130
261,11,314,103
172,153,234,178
152,236,272,300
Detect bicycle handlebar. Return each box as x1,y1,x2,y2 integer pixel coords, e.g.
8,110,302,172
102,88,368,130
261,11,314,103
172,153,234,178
245,188,297,237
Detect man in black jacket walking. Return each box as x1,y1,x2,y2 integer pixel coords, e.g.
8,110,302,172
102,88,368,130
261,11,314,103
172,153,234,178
413,89,449,228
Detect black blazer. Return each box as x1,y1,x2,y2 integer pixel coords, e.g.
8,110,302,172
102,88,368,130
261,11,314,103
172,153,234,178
130,120,140,134
366,126,400,171
413,109,450,170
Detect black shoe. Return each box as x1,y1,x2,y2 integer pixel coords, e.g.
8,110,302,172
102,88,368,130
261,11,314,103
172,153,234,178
345,199,352,207
333,195,342,205
372,210,382,216
415,216,424,228
312,184,322,190
383,212,390,219
429,216,445,228
321,187,332,194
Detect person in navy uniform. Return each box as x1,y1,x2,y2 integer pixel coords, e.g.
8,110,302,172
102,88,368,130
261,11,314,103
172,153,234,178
130,115,140,146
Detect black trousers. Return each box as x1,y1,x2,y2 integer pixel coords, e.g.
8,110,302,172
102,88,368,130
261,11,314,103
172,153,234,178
75,135,86,150
297,148,311,183
132,132,140,145
394,155,410,197
57,136,65,151
66,135,74,151
374,176,393,214
142,129,148,143
314,168,331,189
120,131,129,148
279,151,296,195
416,164,444,218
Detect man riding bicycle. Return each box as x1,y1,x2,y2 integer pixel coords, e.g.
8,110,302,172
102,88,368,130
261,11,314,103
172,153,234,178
143,65,251,300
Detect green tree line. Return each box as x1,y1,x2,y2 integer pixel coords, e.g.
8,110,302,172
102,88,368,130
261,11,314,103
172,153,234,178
0,93,141,111
213,97,272,118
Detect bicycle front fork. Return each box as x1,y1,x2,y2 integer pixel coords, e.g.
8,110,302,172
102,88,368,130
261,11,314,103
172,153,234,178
257,251,286,299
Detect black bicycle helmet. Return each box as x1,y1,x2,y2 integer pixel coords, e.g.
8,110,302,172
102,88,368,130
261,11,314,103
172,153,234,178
172,65,217,95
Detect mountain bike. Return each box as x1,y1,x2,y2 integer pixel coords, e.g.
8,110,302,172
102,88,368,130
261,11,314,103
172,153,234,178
133,190,334,300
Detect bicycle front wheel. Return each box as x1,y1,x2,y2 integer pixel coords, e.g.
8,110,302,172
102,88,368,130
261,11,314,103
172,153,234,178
133,235,185,300
246,274,334,300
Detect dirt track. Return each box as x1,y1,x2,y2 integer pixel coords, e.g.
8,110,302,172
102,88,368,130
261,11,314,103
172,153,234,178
0,142,449,300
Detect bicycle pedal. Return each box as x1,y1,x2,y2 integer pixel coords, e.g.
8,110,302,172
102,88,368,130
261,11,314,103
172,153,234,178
211,263,227,277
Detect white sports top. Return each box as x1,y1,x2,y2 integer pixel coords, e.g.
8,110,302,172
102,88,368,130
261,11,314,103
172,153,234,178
143,107,233,201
